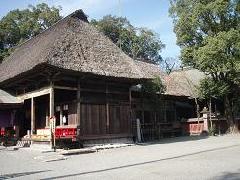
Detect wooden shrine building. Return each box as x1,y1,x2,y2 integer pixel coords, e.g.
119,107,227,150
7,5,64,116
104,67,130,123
0,10,217,145
0,10,150,144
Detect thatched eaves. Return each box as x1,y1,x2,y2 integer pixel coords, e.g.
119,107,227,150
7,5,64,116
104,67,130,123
0,10,144,84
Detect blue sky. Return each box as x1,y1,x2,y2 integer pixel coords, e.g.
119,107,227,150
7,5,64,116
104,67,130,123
0,0,180,62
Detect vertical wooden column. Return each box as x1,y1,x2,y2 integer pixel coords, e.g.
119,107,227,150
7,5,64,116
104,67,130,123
49,82,55,149
60,107,63,126
154,112,157,124
31,97,35,134
77,79,81,126
46,107,49,127
106,83,110,133
129,86,133,134
141,92,145,124
49,83,55,118
164,101,167,122
129,87,132,108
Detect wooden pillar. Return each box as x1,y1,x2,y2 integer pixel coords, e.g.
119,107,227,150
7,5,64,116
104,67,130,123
31,97,35,134
49,84,54,118
106,84,110,133
49,82,55,149
77,80,81,126
59,106,63,126
154,112,157,124
129,87,132,109
141,92,145,124
129,87,133,133
164,101,167,122
46,107,49,127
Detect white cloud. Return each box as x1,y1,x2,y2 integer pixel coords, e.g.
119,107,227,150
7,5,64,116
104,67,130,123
50,0,121,17
45,0,180,59
134,16,169,31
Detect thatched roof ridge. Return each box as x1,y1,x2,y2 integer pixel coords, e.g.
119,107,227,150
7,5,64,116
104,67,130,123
0,10,144,84
0,89,22,104
164,68,205,98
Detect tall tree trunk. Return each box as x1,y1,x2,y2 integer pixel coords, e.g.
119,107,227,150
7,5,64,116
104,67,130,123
224,95,239,133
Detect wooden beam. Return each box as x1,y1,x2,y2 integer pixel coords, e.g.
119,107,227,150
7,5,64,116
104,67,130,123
77,80,81,126
80,88,129,95
53,85,78,91
31,97,35,134
53,76,77,82
54,85,129,94
18,86,51,100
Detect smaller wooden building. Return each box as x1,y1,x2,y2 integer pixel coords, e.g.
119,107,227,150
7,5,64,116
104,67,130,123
0,89,22,137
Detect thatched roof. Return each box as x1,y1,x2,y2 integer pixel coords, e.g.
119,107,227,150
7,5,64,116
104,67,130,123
131,61,205,98
134,60,166,80
0,10,145,84
0,89,22,104
164,68,205,98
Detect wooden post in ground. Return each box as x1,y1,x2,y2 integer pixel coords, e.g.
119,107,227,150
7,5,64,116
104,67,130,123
49,82,55,150
136,118,142,142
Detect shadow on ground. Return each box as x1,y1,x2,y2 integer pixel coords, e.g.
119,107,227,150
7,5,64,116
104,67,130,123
137,135,209,146
0,170,51,180
41,144,240,180
215,169,240,180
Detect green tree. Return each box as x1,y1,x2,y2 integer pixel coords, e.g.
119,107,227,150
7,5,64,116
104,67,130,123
170,0,240,132
91,15,165,64
0,3,62,63
142,76,166,111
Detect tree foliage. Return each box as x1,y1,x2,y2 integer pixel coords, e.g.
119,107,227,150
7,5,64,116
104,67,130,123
91,15,165,64
142,76,166,109
170,0,240,131
198,77,230,99
0,3,62,63
142,76,166,95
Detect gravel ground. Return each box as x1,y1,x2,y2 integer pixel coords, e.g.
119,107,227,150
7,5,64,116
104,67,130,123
0,135,240,180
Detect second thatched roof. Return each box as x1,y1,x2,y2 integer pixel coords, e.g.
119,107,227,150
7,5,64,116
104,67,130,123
165,68,205,98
